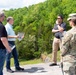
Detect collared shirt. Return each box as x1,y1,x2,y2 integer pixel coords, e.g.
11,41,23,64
53,22,66,39
5,23,16,41
0,22,7,49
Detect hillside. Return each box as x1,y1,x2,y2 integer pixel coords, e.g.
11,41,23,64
4,0,76,59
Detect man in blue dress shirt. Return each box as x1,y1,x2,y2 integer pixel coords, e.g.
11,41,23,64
5,17,24,73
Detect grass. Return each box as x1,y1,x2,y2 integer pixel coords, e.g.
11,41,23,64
4,58,42,67
19,58,42,65
4,50,61,67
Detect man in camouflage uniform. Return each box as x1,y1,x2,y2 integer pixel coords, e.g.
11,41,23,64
61,13,76,75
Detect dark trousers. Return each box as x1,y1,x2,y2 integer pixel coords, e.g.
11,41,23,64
0,49,6,75
6,41,19,69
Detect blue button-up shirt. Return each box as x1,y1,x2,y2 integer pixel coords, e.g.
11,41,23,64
5,23,16,41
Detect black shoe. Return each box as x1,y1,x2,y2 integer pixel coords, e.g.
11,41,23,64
7,69,14,73
16,67,24,71
49,63,57,66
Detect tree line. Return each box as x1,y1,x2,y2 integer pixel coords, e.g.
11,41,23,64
4,0,76,59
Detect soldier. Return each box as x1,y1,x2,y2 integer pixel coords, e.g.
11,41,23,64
61,13,76,75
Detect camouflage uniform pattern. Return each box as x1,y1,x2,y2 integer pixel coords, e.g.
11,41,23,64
61,26,76,75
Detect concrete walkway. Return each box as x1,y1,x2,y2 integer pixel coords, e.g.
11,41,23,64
3,63,63,75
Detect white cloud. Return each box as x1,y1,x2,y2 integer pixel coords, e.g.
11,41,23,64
0,0,46,10
22,0,46,7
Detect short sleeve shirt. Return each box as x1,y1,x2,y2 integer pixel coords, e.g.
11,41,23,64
0,22,7,49
53,22,66,39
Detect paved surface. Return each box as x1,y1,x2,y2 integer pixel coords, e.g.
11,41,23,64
3,63,63,75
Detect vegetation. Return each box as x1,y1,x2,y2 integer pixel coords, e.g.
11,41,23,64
3,0,76,59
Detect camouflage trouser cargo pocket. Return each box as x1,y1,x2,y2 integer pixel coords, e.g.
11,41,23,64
69,65,76,75
63,62,76,75
63,62,72,72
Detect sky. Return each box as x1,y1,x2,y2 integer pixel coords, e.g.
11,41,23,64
0,0,46,10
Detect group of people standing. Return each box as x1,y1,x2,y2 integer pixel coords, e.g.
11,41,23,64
0,11,24,75
50,14,76,75
0,10,76,75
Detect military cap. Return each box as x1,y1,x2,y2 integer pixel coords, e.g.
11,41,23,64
67,16,76,21
69,13,76,17
67,13,76,21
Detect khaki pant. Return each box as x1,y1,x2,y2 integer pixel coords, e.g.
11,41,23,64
52,37,61,63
